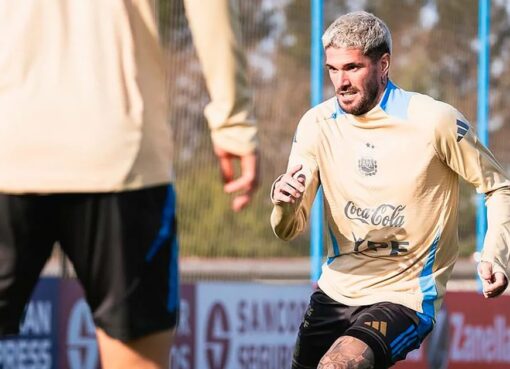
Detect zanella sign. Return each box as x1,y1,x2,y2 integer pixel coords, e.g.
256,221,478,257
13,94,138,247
344,201,406,227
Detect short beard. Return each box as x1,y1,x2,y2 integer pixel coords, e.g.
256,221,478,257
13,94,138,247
339,76,380,116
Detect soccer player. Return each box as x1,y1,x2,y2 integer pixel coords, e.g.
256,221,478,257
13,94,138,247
0,1,257,369
271,11,510,369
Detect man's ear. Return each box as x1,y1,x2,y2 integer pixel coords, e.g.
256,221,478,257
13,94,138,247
380,53,391,76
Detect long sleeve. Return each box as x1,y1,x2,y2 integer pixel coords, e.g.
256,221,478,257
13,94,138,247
483,188,510,277
271,110,320,240
184,0,257,156
433,106,510,277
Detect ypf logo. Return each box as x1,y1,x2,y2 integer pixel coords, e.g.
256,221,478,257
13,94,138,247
205,303,230,369
67,299,98,369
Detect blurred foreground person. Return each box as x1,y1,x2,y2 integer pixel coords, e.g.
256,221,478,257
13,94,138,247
185,0,259,211
271,11,510,369
0,0,257,368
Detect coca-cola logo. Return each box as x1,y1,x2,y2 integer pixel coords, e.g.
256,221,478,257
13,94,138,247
344,201,406,227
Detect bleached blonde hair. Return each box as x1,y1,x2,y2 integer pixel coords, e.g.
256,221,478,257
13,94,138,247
322,11,392,60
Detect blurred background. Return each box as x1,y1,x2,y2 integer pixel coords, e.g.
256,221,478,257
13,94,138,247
155,0,510,282
39,0,510,282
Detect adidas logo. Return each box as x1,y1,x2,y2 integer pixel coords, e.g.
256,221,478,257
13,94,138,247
456,119,469,142
364,321,387,336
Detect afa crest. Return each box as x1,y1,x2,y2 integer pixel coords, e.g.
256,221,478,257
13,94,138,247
357,143,378,176
358,157,378,176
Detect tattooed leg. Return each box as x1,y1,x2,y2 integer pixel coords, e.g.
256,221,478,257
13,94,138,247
318,336,375,369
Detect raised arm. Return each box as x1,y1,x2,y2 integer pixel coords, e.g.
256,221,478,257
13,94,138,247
271,110,320,241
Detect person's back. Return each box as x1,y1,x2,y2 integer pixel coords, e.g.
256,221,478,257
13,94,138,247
0,0,172,193
0,4,178,369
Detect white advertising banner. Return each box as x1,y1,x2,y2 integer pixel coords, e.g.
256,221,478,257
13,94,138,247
194,282,312,369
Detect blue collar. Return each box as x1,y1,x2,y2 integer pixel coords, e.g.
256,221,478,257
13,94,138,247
331,80,397,119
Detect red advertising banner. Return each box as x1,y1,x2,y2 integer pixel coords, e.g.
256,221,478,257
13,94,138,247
396,292,510,369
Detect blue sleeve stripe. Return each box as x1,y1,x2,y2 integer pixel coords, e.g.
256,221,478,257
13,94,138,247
456,120,469,130
457,127,468,135
456,121,469,142
418,229,441,319
456,128,469,142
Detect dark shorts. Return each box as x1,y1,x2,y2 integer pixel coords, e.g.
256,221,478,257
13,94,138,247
0,185,179,341
292,289,434,369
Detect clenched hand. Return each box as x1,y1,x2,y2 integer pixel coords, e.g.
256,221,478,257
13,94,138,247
478,261,508,298
272,164,306,205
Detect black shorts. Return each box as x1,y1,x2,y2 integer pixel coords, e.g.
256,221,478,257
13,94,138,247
293,289,434,369
0,185,179,341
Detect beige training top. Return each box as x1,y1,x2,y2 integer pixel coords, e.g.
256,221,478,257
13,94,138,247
271,81,510,320
0,0,257,193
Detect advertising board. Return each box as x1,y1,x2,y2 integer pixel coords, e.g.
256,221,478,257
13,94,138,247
3,279,510,369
